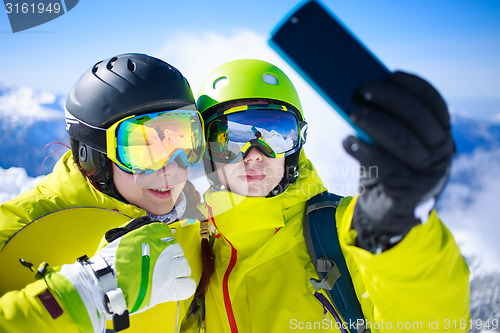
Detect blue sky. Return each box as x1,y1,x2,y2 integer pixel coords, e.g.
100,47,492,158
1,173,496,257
1,0,499,120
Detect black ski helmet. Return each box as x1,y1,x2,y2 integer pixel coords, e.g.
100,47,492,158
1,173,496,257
65,53,196,199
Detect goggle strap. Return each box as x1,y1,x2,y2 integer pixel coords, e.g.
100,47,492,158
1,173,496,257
65,111,107,154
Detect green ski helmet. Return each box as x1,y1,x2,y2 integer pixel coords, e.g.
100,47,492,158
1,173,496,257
197,59,303,117
197,59,306,196
65,53,196,200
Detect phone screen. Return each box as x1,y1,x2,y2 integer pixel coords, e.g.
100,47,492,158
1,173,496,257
269,0,389,142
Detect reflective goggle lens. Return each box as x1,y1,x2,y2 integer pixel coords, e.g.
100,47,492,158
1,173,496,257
205,107,302,163
114,110,204,173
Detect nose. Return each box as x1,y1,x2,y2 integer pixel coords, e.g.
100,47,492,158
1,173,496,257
154,161,183,187
163,160,181,172
243,147,264,163
156,160,183,178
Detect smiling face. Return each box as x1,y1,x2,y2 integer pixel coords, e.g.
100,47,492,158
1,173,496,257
214,147,285,197
112,162,188,215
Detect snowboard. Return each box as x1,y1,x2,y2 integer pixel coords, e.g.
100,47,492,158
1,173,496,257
0,207,131,296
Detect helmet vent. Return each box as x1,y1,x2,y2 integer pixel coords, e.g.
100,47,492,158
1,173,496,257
107,57,118,70
91,61,102,74
127,59,136,72
213,76,228,90
263,73,278,85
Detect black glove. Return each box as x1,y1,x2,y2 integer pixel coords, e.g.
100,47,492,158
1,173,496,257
105,216,157,242
343,71,455,253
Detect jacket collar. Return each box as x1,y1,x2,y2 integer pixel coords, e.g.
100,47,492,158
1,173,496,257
202,150,327,256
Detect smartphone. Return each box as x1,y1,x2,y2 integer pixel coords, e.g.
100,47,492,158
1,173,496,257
269,0,390,143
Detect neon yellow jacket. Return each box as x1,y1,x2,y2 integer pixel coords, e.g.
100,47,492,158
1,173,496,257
0,151,202,332
196,151,470,332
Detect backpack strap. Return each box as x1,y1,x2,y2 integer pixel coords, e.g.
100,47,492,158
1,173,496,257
303,199,342,291
304,192,369,333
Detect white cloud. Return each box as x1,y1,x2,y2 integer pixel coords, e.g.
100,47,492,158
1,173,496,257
0,85,63,125
0,167,44,203
439,148,500,272
157,29,282,95
492,112,500,123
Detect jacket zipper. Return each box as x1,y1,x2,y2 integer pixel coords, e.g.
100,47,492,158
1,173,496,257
207,205,239,333
223,245,239,333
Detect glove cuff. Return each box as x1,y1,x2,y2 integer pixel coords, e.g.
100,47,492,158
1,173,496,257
59,254,127,331
83,254,128,316
353,178,440,253
353,202,420,254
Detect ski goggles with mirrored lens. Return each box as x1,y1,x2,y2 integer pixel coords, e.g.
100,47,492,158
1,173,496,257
204,104,307,164
105,110,205,173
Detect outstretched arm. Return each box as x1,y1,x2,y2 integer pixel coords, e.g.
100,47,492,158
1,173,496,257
344,71,455,253
339,72,470,331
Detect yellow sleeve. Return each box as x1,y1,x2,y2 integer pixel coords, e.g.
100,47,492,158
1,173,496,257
0,278,90,333
0,185,62,250
338,196,471,332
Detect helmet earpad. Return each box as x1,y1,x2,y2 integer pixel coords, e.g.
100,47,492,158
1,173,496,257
285,151,301,184
70,138,126,202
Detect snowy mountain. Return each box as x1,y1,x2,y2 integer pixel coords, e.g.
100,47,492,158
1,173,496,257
467,255,500,333
440,114,500,207
1,83,499,330
0,84,68,177
452,112,500,154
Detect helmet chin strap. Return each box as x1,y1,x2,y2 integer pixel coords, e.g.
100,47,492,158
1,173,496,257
267,163,299,197
267,151,301,197
267,178,287,197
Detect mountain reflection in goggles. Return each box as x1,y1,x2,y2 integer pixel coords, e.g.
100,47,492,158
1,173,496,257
206,108,300,163
111,110,204,173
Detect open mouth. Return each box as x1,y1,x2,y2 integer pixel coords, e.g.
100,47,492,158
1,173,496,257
149,188,173,198
152,188,170,192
